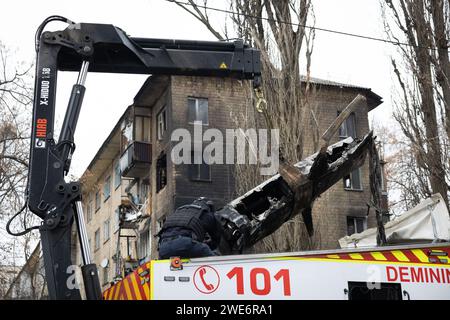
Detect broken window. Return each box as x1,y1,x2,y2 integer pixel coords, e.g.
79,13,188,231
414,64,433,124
339,112,357,138
343,168,362,190
157,108,167,140
156,153,167,192
188,97,208,125
347,216,367,235
189,152,210,181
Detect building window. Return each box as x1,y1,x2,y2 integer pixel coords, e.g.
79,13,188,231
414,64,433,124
114,162,121,189
135,115,151,142
339,112,357,138
344,168,363,191
103,176,111,201
103,266,109,285
190,152,210,181
157,108,167,140
114,208,120,233
94,228,100,251
347,216,367,235
103,219,110,242
188,97,208,125
88,238,92,255
95,191,101,212
138,228,151,260
156,153,167,192
121,118,133,151
139,178,150,203
86,201,92,223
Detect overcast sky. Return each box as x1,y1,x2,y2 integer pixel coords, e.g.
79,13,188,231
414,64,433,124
0,0,396,177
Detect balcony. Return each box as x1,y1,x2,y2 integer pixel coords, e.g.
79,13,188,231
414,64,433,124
120,141,152,178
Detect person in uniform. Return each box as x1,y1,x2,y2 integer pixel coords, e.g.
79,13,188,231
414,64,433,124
158,197,222,259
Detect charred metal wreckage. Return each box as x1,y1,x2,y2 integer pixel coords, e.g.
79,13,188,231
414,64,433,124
216,132,374,255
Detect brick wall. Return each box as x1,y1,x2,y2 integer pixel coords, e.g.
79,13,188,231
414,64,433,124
302,85,376,249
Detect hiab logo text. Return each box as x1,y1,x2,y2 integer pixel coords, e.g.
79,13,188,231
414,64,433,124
193,265,220,294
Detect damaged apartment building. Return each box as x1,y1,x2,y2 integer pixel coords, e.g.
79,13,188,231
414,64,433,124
75,74,385,291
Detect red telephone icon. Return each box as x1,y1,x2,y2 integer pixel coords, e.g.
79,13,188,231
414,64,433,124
199,267,214,291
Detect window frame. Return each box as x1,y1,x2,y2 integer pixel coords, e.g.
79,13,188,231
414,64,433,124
134,115,151,142
338,112,357,139
95,191,101,212
343,167,363,191
94,228,100,251
103,219,110,243
103,176,111,202
156,153,167,192
138,228,151,260
86,200,92,223
113,207,120,233
114,162,121,190
157,107,167,141
346,216,367,235
102,265,109,285
188,97,209,125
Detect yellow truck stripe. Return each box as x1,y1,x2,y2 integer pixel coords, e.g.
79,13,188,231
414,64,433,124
349,253,364,260
412,249,429,263
123,278,133,300
113,282,121,300
130,274,143,300
391,250,410,262
371,252,387,261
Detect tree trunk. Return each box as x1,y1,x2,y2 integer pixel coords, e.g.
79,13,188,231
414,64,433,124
412,0,449,208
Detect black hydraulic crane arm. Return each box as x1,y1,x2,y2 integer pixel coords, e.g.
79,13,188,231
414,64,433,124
27,16,261,300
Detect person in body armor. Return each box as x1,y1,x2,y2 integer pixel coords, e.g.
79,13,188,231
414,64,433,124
158,197,222,259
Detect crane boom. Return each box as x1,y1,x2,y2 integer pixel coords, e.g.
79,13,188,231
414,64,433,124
27,16,261,300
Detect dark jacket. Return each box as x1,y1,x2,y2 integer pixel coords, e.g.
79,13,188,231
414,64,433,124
159,200,222,250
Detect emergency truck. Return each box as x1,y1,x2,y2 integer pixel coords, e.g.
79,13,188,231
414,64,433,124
103,242,450,300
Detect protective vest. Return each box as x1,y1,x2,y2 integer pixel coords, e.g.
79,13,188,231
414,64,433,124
160,204,207,241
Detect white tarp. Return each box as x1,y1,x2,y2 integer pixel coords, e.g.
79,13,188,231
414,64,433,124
339,193,450,248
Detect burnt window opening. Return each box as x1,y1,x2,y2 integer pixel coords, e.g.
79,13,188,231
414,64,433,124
156,153,167,192
343,168,362,191
347,216,367,235
338,112,357,139
189,152,211,181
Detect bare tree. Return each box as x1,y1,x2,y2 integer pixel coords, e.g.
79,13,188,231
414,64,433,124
381,0,450,211
0,41,37,271
171,0,318,252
